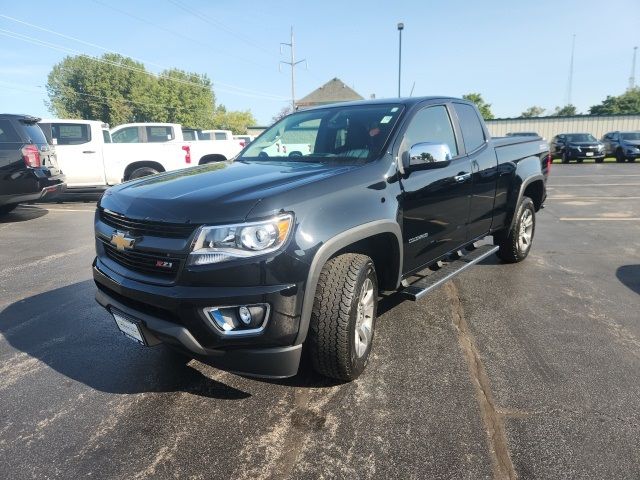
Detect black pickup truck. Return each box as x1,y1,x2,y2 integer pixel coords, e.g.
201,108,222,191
0,114,65,214
93,97,550,381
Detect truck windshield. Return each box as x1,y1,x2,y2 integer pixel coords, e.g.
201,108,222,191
241,104,404,162
621,132,640,141
566,134,596,142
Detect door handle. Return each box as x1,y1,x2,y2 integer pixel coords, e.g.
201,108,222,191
454,172,471,183
82,150,96,154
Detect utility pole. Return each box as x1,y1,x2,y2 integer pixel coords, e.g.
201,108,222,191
629,46,638,91
280,26,307,111
566,34,576,106
397,22,404,97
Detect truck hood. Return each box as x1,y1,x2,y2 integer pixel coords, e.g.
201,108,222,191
100,160,359,224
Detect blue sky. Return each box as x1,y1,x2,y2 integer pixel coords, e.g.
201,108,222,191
0,0,638,125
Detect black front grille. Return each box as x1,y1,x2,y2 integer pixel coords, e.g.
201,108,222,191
100,209,198,239
102,240,182,277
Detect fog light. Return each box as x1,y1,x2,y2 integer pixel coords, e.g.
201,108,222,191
202,303,270,336
238,306,252,325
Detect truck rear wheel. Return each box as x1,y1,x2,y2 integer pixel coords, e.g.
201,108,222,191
129,166,159,180
495,196,535,263
309,253,378,381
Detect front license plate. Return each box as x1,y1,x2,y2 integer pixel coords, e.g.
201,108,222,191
586,152,594,156
112,311,145,345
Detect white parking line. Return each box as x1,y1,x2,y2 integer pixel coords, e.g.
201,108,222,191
559,217,640,221
551,175,640,178
549,196,640,200
17,205,94,213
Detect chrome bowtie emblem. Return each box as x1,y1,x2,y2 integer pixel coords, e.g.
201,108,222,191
110,231,136,251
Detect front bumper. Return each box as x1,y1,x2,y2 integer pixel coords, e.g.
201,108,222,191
93,258,306,378
565,150,605,160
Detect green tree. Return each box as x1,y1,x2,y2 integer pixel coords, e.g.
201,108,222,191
272,106,293,123
211,105,256,134
462,93,494,120
520,106,545,118
46,53,225,129
551,104,578,116
589,88,640,115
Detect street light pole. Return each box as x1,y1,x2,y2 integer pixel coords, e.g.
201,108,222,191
397,22,404,98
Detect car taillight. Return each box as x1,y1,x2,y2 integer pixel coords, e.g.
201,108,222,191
239,141,246,148
22,144,41,168
182,145,191,164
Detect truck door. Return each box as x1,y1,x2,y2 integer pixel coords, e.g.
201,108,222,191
43,122,105,187
398,104,472,273
451,102,499,239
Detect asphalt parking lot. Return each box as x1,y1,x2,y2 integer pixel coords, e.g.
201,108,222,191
1,163,639,479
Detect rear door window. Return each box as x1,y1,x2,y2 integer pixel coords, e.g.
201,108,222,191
112,127,140,143
453,103,486,153
146,126,174,142
214,132,228,140
49,123,91,145
0,120,21,143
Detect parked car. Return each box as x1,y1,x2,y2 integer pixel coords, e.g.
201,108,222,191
550,133,605,163
0,114,65,215
233,135,255,148
39,119,193,192
110,123,241,164
506,132,540,137
601,131,640,163
93,97,549,381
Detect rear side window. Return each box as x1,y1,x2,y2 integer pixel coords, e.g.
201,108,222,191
214,132,228,140
146,126,174,142
182,130,196,141
21,123,49,144
403,105,459,157
0,120,21,143
198,131,212,140
453,103,486,153
48,123,91,145
112,127,140,143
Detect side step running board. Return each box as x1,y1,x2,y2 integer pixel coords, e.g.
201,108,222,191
402,245,499,301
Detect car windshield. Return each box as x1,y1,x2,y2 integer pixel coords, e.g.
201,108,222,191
566,134,596,142
621,132,640,141
241,103,404,163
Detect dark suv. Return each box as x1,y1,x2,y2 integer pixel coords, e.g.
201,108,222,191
601,131,640,162
550,133,605,163
0,114,65,214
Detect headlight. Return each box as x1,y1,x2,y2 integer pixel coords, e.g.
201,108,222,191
188,214,293,265
598,144,605,150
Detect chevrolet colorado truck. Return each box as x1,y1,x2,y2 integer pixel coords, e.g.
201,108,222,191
93,97,550,381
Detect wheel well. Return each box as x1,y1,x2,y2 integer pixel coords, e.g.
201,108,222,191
199,154,227,165
523,180,544,211
333,233,401,291
123,161,165,180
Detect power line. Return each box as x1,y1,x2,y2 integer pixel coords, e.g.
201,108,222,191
167,0,278,58
0,27,288,101
90,0,274,72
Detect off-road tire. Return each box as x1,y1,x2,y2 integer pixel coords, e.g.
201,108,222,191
495,196,536,263
309,253,378,381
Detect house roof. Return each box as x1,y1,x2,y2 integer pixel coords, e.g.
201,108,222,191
296,77,364,107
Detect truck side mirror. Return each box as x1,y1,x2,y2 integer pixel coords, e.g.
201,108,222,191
403,142,452,170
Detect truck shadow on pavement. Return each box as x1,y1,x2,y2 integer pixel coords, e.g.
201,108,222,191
0,280,250,399
616,265,640,295
0,206,48,223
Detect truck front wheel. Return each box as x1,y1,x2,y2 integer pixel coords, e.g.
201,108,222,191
128,166,159,180
309,253,378,381
495,196,536,263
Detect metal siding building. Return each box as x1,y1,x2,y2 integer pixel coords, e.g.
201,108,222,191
486,114,640,140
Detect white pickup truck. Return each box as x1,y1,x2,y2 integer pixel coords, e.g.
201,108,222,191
110,123,241,164
38,119,193,192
